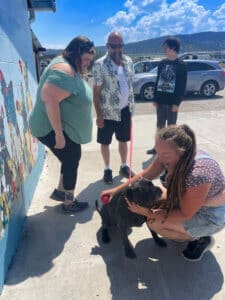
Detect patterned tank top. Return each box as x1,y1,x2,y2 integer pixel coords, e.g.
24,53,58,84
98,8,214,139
160,150,225,198
185,150,225,198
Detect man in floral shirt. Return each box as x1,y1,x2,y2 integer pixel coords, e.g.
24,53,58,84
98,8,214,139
92,31,135,183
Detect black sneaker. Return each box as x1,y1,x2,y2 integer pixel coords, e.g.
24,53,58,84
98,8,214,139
50,189,73,202
103,169,113,184
146,148,156,155
119,166,135,178
62,200,89,213
182,236,215,262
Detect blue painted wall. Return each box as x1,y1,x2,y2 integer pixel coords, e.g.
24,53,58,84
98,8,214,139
0,0,45,292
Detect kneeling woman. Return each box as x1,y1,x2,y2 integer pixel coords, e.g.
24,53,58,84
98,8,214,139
101,124,225,261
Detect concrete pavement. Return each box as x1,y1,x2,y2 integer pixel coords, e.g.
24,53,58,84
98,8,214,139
1,98,225,300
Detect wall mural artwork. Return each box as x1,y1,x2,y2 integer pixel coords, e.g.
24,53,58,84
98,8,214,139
0,60,39,238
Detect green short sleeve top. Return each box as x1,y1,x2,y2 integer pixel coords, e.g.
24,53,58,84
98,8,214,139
29,56,93,144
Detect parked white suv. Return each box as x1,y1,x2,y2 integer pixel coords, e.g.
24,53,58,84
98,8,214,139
133,59,225,101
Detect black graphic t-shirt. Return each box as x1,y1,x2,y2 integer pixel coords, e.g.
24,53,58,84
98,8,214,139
154,58,187,106
157,64,176,93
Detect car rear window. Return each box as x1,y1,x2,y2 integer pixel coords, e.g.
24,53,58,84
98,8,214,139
134,60,160,73
152,61,160,68
134,62,145,73
144,62,152,72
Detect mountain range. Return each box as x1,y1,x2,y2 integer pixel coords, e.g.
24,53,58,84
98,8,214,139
44,31,225,58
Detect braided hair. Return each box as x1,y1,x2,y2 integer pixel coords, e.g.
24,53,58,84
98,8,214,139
156,124,197,214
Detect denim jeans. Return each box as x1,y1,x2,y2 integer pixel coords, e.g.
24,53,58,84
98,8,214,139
183,205,225,238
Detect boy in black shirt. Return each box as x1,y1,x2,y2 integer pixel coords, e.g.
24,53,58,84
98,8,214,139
147,37,187,155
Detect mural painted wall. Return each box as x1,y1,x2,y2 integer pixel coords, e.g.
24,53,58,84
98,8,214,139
0,0,44,291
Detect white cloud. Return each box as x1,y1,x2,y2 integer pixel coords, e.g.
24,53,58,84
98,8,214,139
106,11,136,26
105,0,225,42
213,3,225,19
105,2,141,27
142,0,156,6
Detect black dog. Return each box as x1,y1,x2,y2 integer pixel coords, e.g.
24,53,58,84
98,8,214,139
95,178,167,259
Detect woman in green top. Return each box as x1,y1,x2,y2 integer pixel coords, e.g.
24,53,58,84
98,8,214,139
29,36,95,213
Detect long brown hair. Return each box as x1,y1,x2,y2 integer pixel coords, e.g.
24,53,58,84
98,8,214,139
156,124,196,213
62,35,95,74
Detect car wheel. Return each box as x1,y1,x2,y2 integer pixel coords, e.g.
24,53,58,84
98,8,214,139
200,81,217,98
140,83,155,101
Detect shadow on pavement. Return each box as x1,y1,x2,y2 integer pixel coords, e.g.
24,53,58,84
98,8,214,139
4,176,125,286
5,204,79,285
76,175,125,210
91,230,224,300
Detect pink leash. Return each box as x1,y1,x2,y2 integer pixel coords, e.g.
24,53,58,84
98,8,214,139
128,118,133,185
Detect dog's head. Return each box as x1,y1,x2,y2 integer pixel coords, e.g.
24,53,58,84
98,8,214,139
125,178,162,208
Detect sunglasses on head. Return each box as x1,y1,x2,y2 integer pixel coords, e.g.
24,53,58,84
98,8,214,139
80,41,95,52
108,43,124,49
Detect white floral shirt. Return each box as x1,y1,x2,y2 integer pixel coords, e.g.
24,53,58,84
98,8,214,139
92,53,134,121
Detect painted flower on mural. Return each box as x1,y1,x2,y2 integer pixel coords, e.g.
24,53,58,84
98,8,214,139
0,61,38,238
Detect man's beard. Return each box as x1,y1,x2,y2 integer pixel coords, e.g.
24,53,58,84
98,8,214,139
110,52,123,65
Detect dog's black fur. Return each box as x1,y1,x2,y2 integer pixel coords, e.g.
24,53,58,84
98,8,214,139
95,178,167,259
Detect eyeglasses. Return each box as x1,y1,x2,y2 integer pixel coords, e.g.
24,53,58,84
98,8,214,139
108,43,124,49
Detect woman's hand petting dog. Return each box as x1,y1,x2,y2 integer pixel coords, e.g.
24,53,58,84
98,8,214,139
125,197,167,224
125,197,150,217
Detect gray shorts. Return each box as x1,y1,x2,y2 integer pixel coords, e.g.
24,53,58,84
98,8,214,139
183,205,225,239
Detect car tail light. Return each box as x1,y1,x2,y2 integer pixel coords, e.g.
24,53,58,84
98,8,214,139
221,69,225,76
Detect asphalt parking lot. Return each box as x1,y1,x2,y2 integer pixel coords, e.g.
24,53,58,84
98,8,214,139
134,89,225,115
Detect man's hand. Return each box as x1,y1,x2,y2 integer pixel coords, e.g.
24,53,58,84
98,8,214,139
96,115,104,128
171,105,179,112
54,132,65,149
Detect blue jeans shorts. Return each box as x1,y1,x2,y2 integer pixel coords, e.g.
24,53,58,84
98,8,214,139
183,205,225,239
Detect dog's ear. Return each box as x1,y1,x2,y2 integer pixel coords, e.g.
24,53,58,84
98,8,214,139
125,187,133,201
146,180,154,187
138,178,153,188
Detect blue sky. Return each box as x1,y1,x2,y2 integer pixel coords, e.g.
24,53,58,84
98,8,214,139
31,0,225,48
